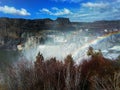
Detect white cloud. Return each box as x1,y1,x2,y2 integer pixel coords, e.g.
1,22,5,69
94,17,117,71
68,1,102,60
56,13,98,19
0,5,30,16
52,7,59,11
41,8,52,14
82,2,109,8
40,7,72,16
40,1,120,22
64,1,120,22
54,8,72,15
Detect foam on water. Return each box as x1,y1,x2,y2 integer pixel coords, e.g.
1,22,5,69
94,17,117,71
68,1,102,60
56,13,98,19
22,30,120,63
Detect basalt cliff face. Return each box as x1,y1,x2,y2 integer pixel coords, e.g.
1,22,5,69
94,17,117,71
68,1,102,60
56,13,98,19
0,17,74,49
0,17,120,50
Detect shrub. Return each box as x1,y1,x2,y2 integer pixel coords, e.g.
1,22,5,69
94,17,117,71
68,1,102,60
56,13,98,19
0,49,120,90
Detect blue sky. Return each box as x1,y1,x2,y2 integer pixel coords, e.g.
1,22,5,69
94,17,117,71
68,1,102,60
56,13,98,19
0,0,120,22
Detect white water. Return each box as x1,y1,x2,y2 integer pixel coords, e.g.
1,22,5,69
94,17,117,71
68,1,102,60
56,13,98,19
22,29,120,63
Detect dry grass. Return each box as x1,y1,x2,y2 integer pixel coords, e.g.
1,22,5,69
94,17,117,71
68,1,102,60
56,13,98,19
0,50,120,90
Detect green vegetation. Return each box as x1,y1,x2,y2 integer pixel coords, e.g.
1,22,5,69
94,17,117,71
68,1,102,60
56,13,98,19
0,47,120,90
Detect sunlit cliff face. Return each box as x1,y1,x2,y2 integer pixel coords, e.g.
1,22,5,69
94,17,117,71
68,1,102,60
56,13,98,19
22,29,120,63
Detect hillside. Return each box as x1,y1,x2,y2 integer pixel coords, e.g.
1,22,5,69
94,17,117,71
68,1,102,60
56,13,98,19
0,17,120,50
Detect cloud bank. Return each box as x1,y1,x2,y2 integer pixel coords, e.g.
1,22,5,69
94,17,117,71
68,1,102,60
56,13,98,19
0,5,30,16
67,1,120,22
82,2,109,8
40,7,72,16
39,1,120,22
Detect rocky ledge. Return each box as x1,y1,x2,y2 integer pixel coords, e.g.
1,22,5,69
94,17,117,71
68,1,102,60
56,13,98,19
0,17,120,50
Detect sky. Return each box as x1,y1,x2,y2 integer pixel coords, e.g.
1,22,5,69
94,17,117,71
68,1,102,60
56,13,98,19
0,0,120,22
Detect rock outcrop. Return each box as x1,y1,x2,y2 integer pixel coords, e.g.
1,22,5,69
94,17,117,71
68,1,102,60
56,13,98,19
0,17,120,50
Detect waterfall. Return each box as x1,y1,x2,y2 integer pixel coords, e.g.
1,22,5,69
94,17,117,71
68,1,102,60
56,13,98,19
21,29,120,62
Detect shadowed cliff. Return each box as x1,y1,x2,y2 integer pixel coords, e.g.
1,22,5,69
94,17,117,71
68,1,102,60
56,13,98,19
0,17,120,50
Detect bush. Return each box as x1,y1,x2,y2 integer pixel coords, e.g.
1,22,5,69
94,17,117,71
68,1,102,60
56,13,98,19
0,49,120,90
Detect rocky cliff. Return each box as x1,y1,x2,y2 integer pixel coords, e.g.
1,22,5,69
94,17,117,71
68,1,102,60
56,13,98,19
0,17,74,50
0,17,120,50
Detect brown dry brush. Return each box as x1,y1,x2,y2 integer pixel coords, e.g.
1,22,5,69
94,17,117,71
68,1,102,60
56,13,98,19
1,51,120,90
80,54,120,90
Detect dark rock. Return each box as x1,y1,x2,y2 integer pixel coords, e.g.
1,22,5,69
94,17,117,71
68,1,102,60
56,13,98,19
0,17,120,50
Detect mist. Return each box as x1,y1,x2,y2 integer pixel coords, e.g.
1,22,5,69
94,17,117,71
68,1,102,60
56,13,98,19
21,29,120,63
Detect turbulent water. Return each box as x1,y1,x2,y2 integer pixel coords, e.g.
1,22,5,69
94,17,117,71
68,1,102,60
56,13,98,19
22,29,120,63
